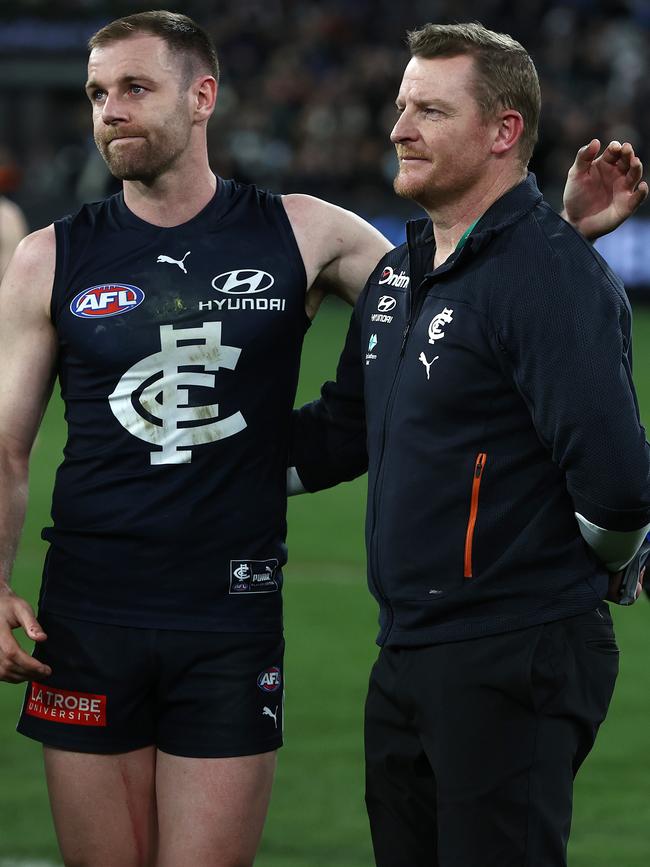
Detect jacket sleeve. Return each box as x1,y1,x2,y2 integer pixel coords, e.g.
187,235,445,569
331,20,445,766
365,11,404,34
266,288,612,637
290,298,368,492
493,229,650,533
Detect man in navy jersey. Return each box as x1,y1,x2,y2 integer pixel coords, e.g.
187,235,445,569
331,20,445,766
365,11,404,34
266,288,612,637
0,11,646,867
290,22,650,867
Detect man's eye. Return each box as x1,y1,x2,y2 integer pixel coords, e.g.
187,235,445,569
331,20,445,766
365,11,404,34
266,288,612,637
130,85,145,95
91,90,106,102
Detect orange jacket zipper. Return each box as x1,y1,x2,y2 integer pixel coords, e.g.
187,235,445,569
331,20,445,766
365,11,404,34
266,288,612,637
464,453,487,578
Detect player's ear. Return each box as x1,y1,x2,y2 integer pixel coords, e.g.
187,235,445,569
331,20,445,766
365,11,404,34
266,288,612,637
193,75,217,120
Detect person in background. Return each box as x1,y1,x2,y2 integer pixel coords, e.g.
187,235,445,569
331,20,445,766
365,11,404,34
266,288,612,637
0,198,28,279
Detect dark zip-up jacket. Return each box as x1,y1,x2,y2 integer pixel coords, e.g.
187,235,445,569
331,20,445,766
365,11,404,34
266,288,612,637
292,175,650,646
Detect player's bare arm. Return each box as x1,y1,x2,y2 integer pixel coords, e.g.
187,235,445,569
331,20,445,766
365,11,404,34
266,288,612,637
562,139,648,240
0,226,57,683
282,194,393,318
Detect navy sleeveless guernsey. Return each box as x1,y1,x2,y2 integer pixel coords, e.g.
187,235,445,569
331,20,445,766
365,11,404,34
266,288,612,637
40,179,308,632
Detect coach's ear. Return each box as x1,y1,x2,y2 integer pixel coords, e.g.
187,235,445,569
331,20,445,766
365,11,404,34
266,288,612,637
489,110,524,158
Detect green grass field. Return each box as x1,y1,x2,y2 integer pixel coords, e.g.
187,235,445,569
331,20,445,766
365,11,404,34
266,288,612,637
1,300,649,866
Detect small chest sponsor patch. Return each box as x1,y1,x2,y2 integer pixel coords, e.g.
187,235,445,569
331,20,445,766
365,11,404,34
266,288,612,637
229,559,280,594
257,666,282,693
25,683,107,727
70,283,145,318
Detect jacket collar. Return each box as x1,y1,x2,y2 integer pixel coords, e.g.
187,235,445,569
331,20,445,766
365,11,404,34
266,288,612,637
405,173,544,261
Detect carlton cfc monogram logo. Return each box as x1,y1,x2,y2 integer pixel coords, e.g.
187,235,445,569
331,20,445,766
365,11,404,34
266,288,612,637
428,308,454,344
109,322,246,464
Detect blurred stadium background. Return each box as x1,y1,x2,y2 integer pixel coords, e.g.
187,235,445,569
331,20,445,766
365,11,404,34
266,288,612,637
0,1,649,865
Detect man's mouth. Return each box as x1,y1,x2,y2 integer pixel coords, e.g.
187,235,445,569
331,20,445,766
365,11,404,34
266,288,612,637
398,153,428,162
108,136,144,144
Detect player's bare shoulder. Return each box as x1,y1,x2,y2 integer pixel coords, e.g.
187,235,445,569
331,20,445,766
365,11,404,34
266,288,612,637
0,224,56,320
282,194,392,311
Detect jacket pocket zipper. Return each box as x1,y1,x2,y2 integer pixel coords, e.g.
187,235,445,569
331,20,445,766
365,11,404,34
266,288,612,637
464,452,487,578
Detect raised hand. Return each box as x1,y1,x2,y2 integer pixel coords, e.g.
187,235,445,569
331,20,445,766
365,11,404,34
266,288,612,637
562,139,648,241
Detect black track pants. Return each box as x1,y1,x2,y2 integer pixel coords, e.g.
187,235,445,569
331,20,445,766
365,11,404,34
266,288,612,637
365,607,619,867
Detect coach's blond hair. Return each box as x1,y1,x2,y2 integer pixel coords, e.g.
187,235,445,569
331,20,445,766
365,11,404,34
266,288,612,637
407,22,540,166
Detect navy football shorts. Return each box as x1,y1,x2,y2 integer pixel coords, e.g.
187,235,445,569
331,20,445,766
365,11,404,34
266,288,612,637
16,613,284,757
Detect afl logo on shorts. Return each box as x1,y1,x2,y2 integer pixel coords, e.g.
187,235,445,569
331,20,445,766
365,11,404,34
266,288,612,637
257,666,282,693
70,284,145,318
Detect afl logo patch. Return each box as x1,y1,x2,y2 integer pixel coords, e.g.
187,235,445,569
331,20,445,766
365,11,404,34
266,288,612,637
212,270,274,295
70,284,145,318
257,666,282,693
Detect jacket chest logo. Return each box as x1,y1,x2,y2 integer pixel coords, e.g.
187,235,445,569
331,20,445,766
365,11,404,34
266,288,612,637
428,307,454,344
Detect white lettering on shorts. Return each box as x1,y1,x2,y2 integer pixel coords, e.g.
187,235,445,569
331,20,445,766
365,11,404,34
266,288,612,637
25,684,107,727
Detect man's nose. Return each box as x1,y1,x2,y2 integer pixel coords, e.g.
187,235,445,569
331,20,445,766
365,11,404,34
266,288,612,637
390,110,417,143
100,92,128,124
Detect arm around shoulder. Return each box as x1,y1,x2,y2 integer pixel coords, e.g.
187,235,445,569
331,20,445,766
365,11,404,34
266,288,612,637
290,300,369,492
283,194,392,311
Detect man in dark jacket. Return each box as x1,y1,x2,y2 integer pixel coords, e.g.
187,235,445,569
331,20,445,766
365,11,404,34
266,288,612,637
291,22,650,867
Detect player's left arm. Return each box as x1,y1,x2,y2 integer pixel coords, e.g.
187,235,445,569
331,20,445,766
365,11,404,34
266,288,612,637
561,139,648,241
282,194,393,318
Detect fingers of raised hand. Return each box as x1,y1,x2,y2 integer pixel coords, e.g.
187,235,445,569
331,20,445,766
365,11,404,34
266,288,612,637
574,138,601,171
625,155,644,189
600,140,623,166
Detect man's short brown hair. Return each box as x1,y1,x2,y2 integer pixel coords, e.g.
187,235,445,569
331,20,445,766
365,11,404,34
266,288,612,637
407,22,540,167
89,10,219,87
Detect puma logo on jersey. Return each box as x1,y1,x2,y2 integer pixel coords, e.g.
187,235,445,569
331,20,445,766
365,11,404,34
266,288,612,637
157,251,191,274
109,322,246,465
419,351,439,380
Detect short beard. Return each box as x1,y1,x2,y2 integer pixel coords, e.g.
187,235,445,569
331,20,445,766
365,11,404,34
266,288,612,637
393,166,476,212
393,170,435,209
95,90,190,184
98,137,180,184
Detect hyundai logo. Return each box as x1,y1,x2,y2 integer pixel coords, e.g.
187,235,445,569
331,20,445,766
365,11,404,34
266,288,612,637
377,295,397,312
212,269,274,295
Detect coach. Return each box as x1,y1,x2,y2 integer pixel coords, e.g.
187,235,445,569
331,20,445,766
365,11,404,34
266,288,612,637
291,22,650,867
